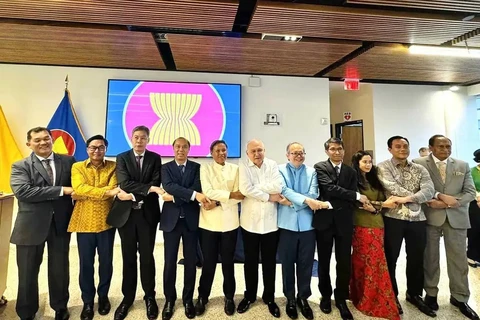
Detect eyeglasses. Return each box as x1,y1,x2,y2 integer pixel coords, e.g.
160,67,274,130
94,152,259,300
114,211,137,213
289,152,306,156
328,147,344,153
88,146,106,152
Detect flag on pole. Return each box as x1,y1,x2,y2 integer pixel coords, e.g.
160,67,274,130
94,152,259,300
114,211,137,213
47,89,88,160
0,106,23,193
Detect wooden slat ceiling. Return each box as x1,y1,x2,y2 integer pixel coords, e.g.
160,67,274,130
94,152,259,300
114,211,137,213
249,1,480,45
0,23,165,69
347,0,480,14
168,34,360,75
325,44,480,83
0,0,238,31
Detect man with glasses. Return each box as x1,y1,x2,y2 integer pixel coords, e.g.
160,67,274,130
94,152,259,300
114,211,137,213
237,139,283,318
68,135,119,320
112,126,163,320
278,142,329,320
314,137,368,320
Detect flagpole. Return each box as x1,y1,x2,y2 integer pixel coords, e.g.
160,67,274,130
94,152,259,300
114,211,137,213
65,75,69,91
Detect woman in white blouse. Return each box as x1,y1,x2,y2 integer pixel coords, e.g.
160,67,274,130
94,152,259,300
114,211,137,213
194,140,244,317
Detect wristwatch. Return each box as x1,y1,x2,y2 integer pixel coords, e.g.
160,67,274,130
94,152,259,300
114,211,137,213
215,201,221,206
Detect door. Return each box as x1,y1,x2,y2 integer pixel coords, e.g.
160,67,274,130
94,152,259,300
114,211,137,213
335,120,364,166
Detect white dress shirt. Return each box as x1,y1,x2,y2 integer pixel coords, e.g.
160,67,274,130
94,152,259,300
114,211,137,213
200,161,242,232
239,157,282,234
36,153,63,196
432,154,448,199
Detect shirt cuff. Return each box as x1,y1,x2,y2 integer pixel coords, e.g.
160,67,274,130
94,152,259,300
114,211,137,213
130,193,136,202
356,192,361,200
60,187,64,196
434,192,440,199
326,201,333,209
191,191,196,201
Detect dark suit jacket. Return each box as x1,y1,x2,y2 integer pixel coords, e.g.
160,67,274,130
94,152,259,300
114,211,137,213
112,149,162,228
313,160,358,235
160,160,201,233
10,153,75,246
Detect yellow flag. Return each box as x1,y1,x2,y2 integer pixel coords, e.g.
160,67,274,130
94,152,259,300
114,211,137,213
0,106,23,193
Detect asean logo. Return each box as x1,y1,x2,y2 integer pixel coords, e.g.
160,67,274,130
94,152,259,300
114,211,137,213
50,129,76,156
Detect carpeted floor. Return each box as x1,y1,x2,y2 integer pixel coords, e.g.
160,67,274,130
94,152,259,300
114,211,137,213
0,239,479,320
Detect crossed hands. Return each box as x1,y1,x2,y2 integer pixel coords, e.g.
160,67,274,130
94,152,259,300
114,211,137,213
305,198,330,210
268,193,292,206
427,194,460,209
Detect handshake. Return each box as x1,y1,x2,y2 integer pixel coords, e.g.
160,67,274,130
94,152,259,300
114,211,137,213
268,194,330,210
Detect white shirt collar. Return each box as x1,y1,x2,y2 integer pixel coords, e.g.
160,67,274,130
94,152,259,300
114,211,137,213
329,160,342,169
134,151,146,157
431,154,448,164
175,159,188,167
35,152,54,162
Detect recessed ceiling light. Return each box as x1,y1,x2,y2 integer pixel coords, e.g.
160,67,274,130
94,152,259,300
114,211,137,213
462,14,475,21
449,86,460,91
261,33,302,42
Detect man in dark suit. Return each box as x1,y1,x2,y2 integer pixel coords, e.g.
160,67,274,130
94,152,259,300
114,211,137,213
313,137,368,320
112,125,163,320
10,127,75,320
160,137,209,320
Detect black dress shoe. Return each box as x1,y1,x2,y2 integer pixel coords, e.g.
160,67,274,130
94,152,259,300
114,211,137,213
286,299,298,319
114,303,131,320
162,301,174,320
297,298,313,320
395,297,403,315
195,297,207,316
336,301,353,320
146,297,159,320
98,296,111,315
55,309,70,320
80,303,94,320
406,294,436,318
237,298,253,314
450,297,480,320
425,295,439,311
320,297,332,314
267,301,280,318
224,299,235,316
185,301,195,319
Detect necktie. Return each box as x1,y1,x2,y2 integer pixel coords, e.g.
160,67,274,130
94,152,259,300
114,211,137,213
437,162,446,183
335,165,340,178
42,159,54,185
179,165,185,176
136,155,143,172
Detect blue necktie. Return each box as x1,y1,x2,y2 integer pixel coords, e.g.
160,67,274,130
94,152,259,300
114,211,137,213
179,165,185,218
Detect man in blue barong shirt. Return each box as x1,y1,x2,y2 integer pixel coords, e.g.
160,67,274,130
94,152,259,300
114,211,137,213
277,142,329,320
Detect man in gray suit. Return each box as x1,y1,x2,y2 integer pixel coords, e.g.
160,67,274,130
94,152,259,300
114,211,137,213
414,135,478,320
10,127,75,320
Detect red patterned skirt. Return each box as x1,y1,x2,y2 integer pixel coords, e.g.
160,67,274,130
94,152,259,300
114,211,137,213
350,226,400,320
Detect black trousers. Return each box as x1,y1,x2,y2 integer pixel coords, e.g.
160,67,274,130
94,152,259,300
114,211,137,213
468,201,480,262
163,218,198,303
383,216,427,297
278,229,315,300
198,228,237,300
16,220,71,319
118,208,157,305
76,228,116,304
315,227,352,301
241,228,279,303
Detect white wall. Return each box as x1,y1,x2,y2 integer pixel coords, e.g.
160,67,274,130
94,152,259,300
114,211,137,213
0,64,331,166
372,84,479,166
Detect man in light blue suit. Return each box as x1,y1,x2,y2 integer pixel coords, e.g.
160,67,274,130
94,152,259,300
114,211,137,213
277,142,329,320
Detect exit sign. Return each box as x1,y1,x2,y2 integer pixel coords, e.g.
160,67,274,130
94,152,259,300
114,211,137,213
344,78,360,91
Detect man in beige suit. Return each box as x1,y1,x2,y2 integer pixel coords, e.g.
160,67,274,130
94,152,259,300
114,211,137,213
414,135,478,320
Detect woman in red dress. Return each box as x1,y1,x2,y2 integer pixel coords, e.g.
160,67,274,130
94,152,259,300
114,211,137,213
349,151,400,320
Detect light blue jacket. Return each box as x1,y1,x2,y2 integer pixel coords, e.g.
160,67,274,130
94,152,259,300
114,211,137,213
278,163,319,232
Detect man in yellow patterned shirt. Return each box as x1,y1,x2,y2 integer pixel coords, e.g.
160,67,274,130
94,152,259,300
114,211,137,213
68,135,119,320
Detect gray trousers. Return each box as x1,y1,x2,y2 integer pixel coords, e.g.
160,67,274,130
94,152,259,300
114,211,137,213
424,219,470,302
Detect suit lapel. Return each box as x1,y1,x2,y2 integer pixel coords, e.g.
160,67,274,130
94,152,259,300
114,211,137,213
426,156,443,185
31,153,52,185
129,150,141,181
182,161,191,185
445,157,455,185
54,154,63,186
325,160,338,184
141,151,152,181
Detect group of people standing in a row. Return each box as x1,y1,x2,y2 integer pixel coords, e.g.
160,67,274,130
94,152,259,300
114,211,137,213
8,125,480,320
